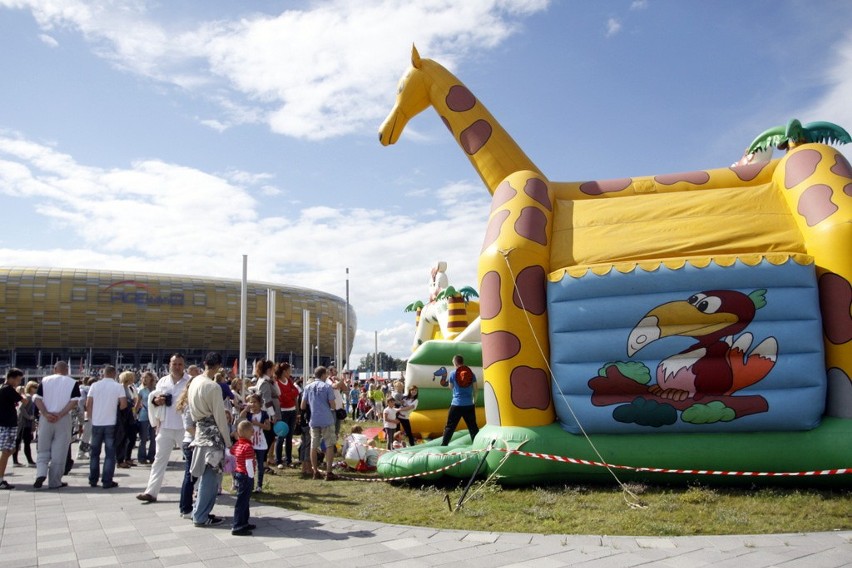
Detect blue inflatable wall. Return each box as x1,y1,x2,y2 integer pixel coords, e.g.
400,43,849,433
548,257,826,434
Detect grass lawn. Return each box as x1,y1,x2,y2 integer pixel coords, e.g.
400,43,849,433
255,420,852,536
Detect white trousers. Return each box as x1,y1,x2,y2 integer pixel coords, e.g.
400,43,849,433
143,428,185,497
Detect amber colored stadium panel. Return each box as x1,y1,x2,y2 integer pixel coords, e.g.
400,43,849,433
0,267,355,359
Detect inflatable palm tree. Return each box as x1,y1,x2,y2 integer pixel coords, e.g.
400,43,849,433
747,118,850,153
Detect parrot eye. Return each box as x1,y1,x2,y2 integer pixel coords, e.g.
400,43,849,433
695,296,722,314
687,293,706,306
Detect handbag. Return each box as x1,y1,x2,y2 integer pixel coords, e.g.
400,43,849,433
223,452,237,474
335,408,347,420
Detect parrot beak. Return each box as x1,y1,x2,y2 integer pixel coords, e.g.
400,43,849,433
627,316,661,357
627,301,737,357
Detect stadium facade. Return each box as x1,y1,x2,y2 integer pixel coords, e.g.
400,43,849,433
0,267,356,375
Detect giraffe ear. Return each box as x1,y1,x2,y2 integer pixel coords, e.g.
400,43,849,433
411,44,422,69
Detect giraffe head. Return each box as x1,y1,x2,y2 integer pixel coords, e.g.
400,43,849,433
379,45,432,146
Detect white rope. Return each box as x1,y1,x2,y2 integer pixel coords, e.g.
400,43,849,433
497,248,645,509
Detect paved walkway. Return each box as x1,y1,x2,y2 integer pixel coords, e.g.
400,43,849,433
0,449,849,567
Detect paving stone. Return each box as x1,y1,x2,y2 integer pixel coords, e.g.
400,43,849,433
38,550,80,565
159,553,203,567
194,557,249,568
79,556,121,568
500,559,568,568
3,558,41,568
0,446,848,568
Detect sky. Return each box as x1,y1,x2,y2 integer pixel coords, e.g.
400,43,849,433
1,0,851,367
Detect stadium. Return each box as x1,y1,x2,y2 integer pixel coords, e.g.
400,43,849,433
0,267,356,376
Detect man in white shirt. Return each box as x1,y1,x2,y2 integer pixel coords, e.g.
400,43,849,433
137,353,189,503
33,361,81,489
86,365,127,489
188,352,231,526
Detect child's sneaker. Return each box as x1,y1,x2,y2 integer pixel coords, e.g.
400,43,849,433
0,480,14,490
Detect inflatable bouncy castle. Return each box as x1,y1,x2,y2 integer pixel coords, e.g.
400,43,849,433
378,47,852,486
403,261,485,437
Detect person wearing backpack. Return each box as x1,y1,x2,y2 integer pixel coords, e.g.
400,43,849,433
440,355,479,446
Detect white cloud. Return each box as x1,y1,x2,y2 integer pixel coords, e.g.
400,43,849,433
2,0,551,139
260,185,282,197
630,0,648,10
38,33,58,47
605,17,622,38
0,133,489,362
798,31,852,150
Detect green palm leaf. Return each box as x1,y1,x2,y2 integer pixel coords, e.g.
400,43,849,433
747,124,786,154
802,121,851,145
747,118,850,154
458,286,479,301
436,286,457,300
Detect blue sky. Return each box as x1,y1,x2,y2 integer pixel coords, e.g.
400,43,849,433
1,0,850,365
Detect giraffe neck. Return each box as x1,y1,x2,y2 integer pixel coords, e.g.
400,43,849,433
423,60,542,194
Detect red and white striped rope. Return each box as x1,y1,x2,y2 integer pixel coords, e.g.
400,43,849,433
343,453,477,482
497,448,851,477
345,447,849,481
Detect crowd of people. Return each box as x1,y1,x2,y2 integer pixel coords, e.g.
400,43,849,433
0,351,458,537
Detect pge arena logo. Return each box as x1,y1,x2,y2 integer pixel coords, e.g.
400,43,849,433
102,280,185,307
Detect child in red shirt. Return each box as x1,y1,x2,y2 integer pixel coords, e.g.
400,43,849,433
230,420,256,536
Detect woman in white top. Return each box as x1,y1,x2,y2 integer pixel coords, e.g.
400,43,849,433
253,359,279,468
396,385,419,447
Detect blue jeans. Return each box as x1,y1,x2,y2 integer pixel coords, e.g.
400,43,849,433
179,442,196,515
274,409,297,465
136,420,156,462
232,472,252,530
192,464,220,524
89,425,117,487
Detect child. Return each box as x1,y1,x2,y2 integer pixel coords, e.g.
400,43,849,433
382,397,399,450
239,394,270,492
230,420,257,536
392,430,406,450
356,392,371,421
342,425,379,471
0,368,24,489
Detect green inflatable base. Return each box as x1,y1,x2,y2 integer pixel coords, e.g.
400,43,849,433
377,418,852,487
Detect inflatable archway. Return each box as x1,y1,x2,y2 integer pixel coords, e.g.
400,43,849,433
378,47,852,486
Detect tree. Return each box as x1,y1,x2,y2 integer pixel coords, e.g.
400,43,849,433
358,352,407,373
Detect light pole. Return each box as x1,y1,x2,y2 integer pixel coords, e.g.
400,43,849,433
344,267,349,370
239,254,248,378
